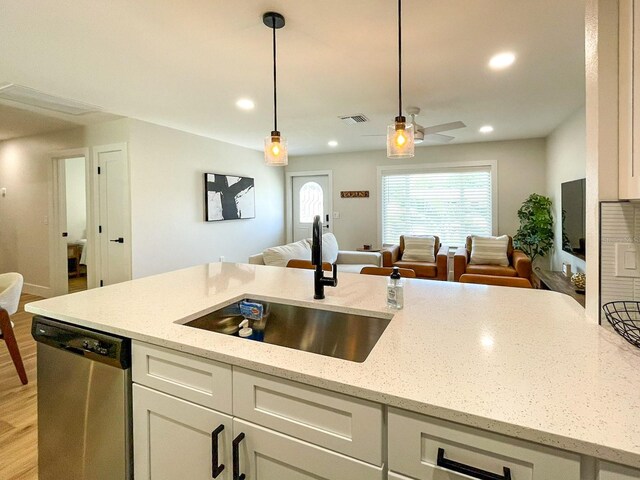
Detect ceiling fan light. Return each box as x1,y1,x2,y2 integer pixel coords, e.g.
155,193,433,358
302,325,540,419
387,121,414,158
264,131,288,166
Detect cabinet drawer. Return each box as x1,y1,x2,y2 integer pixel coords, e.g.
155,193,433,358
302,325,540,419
233,367,383,465
233,418,384,480
388,408,580,480
600,461,640,479
132,341,232,414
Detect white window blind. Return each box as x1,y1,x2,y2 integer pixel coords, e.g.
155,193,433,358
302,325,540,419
381,166,493,246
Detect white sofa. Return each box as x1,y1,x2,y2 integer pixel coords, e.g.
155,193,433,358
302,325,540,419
248,233,382,274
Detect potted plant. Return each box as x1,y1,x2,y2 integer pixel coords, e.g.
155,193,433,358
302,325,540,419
513,193,554,263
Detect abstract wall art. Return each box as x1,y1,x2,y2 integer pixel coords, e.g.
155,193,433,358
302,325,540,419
205,173,255,221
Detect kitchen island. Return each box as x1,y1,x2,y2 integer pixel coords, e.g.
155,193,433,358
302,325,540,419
26,263,640,479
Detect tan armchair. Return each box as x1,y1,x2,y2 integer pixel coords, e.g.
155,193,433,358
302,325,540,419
453,236,532,283
382,235,448,280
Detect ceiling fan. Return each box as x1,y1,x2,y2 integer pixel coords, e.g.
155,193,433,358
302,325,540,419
363,107,466,144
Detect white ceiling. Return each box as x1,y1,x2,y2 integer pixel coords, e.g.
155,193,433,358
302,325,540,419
0,0,585,155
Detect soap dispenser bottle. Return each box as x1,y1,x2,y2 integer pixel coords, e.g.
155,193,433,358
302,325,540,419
387,266,404,309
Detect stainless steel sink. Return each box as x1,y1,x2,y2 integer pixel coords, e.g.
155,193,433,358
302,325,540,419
182,299,392,362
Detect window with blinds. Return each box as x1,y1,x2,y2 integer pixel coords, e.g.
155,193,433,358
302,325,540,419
381,166,493,247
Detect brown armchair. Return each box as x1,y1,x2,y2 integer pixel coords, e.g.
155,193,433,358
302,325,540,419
453,235,532,283
382,235,448,280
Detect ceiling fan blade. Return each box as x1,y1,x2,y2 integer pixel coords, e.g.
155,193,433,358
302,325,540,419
423,133,455,144
422,121,466,136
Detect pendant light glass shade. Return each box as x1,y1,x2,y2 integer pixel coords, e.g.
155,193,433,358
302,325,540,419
264,131,288,166
387,117,414,158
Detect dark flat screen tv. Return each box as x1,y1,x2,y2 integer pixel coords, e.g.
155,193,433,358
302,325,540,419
561,178,586,260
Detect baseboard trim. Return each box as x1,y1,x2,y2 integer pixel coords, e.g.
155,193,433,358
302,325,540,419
23,283,53,298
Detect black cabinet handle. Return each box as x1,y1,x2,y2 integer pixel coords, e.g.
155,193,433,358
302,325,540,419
232,432,246,480
110,237,124,243
211,424,225,478
437,448,512,480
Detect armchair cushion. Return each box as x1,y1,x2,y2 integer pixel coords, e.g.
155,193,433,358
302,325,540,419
401,235,436,262
469,235,510,266
466,265,517,277
459,274,532,289
394,260,437,278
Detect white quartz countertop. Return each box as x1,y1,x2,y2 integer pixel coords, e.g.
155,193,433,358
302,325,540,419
26,263,640,468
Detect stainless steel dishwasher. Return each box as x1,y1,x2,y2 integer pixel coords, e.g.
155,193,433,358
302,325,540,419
32,316,132,480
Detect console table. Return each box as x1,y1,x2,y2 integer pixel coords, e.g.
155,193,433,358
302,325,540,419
532,270,585,307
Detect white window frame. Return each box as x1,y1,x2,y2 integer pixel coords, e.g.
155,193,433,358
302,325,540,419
376,160,498,247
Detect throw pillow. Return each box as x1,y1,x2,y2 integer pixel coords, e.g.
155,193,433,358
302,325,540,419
469,235,509,266
321,233,340,264
262,239,312,267
402,236,436,262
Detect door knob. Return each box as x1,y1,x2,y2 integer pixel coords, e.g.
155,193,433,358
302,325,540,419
110,237,125,244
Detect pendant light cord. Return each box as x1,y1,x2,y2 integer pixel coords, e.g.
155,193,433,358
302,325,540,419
398,0,402,118
272,21,278,132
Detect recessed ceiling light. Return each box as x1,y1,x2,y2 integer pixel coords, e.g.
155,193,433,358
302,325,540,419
328,140,338,147
479,125,494,134
489,52,516,70
235,98,255,110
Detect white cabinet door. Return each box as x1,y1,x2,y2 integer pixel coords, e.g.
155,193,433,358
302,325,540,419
600,462,640,479
620,0,640,199
232,418,384,480
133,384,233,480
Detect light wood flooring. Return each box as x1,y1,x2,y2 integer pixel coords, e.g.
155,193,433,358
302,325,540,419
68,275,87,294
0,293,40,480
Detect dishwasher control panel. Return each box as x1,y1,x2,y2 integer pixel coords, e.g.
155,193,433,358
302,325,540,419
32,316,130,369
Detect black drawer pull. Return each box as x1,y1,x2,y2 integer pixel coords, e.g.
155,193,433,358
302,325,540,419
232,432,246,480
437,448,512,480
211,424,225,478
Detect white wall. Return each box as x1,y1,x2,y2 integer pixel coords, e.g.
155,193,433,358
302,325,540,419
546,106,586,272
0,119,129,296
127,120,285,278
0,128,85,295
64,157,87,242
286,139,547,250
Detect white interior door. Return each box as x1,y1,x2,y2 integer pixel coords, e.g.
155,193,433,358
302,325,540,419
292,175,331,242
54,158,69,295
96,144,131,286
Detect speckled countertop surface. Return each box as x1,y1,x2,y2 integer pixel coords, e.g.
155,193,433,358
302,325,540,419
26,263,640,468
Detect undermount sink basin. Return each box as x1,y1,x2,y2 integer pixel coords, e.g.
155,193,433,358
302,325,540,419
182,299,392,362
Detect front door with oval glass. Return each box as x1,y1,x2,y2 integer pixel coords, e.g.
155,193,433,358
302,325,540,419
292,175,331,242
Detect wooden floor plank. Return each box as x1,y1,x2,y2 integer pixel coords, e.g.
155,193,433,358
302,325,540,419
0,293,40,480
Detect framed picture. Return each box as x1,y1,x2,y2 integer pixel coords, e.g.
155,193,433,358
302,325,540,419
205,173,255,221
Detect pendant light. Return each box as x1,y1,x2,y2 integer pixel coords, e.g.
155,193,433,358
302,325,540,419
387,0,414,158
263,12,288,166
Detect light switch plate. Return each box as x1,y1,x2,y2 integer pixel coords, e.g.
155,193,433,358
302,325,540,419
615,243,640,277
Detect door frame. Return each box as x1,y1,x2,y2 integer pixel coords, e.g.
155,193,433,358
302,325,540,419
49,148,91,296
285,170,333,244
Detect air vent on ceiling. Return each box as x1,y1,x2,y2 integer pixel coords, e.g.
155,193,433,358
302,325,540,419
339,114,369,125
0,84,102,115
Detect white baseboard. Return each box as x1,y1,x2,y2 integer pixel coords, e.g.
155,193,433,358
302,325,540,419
23,283,53,298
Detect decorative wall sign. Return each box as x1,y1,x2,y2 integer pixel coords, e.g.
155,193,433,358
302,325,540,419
205,173,255,221
341,190,370,198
